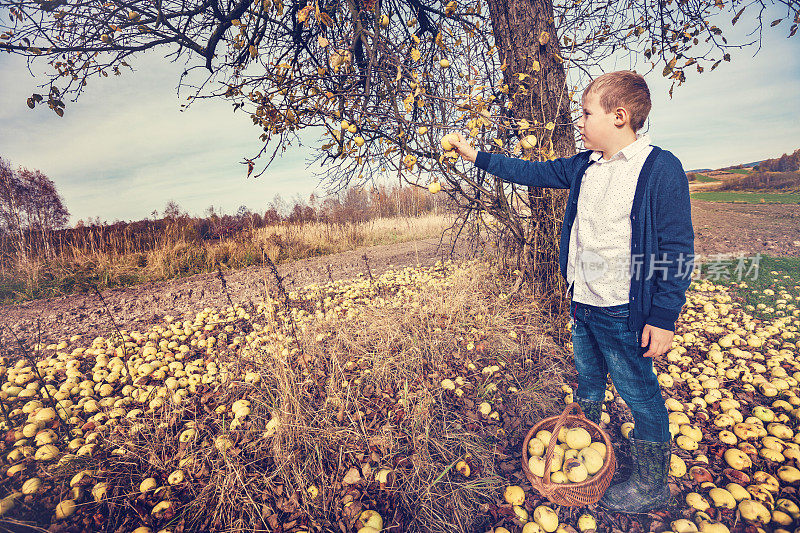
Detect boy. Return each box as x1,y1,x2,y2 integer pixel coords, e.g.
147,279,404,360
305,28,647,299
449,70,694,513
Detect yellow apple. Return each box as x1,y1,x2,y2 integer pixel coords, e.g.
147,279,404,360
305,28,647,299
440,133,458,151
533,505,559,532
565,427,591,450
520,135,538,149
504,485,525,505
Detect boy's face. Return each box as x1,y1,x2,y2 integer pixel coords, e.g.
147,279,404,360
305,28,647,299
576,90,627,152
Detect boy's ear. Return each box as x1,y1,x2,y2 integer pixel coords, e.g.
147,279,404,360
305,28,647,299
614,106,632,128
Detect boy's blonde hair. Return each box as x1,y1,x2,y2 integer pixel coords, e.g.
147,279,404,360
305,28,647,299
583,70,652,132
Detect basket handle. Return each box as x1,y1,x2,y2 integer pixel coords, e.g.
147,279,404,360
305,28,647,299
542,402,585,489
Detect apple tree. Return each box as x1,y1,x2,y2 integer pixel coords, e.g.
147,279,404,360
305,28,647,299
1,0,797,332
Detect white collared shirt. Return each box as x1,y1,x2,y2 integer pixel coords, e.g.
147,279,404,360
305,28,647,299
567,133,653,305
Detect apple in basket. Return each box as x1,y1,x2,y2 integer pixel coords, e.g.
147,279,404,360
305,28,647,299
527,429,607,484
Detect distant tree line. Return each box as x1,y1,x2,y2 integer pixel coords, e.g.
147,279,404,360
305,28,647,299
0,154,450,263
753,149,800,172
70,182,446,230
718,148,800,192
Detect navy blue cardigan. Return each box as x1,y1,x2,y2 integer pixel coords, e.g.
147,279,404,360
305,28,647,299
474,147,694,333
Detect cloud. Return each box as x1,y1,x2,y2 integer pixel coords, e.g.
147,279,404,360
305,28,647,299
644,10,799,169
0,53,330,221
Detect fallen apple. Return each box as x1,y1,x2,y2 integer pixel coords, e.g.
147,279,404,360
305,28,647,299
777,465,800,483
577,514,596,532
533,505,559,532
670,518,698,533
708,487,737,509
698,520,730,533
504,485,525,506
724,448,752,470
722,468,750,485
724,483,750,502
670,454,687,477
689,466,713,483
686,492,710,511
738,499,770,525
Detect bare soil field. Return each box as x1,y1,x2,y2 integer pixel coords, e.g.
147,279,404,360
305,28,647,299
691,199,800,258
1,198,797,347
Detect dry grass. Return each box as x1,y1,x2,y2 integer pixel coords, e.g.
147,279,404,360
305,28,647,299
254,214,452,251
0,214,451,303
46,259,569,532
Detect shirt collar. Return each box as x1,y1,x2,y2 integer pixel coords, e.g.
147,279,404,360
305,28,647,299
590,133,651,163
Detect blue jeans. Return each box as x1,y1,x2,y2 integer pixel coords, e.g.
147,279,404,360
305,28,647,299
570,300,670,442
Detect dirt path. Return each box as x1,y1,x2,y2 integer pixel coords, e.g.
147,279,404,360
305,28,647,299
1,199,797,347
0,237,475,348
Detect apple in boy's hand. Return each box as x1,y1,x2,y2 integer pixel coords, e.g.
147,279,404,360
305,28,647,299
441,133,478,163
440,133,458,151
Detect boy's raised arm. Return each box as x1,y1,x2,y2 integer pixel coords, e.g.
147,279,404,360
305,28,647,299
449,133,574,189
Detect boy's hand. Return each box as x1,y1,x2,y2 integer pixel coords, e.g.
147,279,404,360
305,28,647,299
449,133,479,163
641,324,673,358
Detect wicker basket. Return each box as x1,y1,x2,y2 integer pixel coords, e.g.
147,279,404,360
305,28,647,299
521,402,616,507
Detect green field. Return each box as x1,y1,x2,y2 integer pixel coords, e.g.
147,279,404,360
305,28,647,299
690,191,800,203
692,173,719,183
724,168,752,175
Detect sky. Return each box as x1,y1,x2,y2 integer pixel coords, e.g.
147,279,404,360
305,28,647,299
1,5,798,225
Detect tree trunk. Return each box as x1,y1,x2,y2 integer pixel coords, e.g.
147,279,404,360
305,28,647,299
485,0,577,324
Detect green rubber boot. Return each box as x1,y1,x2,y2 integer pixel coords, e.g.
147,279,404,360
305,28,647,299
575,397,603,425
599,436,671,514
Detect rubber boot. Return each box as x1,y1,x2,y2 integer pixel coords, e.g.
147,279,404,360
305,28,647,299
575,397,603,425
599,436,671,513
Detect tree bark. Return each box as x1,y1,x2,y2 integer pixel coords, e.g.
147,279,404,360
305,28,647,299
485,0,577,321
